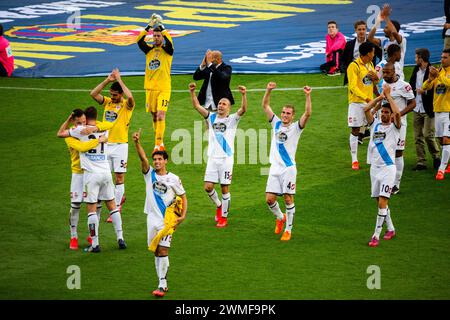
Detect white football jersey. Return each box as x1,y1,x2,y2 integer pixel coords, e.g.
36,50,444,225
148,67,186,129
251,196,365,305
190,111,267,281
143,168,185,220
368,119,400,167
381,37,407,67
269,115,303,172
376,59,404,94
69,125,110,173
206,112,240,159
384,79,415,126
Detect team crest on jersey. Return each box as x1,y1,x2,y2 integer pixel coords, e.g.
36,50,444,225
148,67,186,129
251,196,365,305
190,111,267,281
153,181,168,195
436,84,447,95
212,122,227,133
373,131,386,143
277,132,288,143
105,110,118,122
149,59,161,70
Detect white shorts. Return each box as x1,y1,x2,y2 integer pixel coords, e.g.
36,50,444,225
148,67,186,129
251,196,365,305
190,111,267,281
83,171,115,203
396,125,407,151
370,165,396,198
70,173,84,203
348,102,368,128
147,214,172,248
107,143,128,173
204,157,234,185
265,165,297,195
435,112,450,138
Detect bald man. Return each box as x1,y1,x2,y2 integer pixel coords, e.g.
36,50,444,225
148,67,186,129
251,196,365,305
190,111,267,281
193,50,234,111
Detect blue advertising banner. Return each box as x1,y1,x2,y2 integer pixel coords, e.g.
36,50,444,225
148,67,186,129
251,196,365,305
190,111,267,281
0,0,445,77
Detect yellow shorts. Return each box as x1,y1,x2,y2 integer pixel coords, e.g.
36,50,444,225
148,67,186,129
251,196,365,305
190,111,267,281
145,90,171,113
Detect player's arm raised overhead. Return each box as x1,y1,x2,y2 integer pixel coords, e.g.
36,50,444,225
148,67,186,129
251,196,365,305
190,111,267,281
299,86,312,129
236,85,247,117
112,68,135,109
383,85,402,128
90,71,115,104
368,5,386,47
363,94,384,125
57,113,75,138
383,4,402,44
188,82,209,118
132,129,150,173
262,82,276,121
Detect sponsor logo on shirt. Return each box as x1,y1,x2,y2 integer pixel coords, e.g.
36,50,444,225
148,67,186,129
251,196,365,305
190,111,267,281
105,110,118,122
153,181,168,195
212,122,227,133
362,75,373,85
373,131,386,143
436,84,447,95
149,59,161,70
277,132,288,143
86,154,106,161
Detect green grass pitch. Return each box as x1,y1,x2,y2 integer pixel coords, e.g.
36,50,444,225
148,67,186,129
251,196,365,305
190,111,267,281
0,70,449,299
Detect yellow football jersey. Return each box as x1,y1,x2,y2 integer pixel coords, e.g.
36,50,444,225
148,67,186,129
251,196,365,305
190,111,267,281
422,66,450,112
347,56,376,103
65,121,114,173
137,29,173,92
102,96,134,143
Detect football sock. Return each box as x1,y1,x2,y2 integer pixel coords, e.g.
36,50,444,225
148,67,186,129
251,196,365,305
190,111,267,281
285,203,295,232
96,201,102,221
69,202,81,238
394,156,404,187
350,133,359,163
221,192,230,218
155,120,166,147
268,201,284,220
154,256,160,280
373,208,387,239
207,189,222,207
439,145,450,172
87,212,99,247
385,207,395,232
157,256,169,289
115,184,125,207
110,209,123,240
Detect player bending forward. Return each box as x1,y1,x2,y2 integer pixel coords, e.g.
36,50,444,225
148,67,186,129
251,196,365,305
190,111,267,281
189,82,247,228
364,85,401,247
262,82,312,241
133,129,187,298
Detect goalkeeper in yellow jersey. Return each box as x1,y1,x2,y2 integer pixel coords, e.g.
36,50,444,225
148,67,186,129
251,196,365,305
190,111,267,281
136,13,174,153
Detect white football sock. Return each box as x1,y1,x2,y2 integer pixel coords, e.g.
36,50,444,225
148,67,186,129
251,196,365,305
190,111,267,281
110,209,123,240
69,202,81,238
115,184,125,207
394,156,404,187
207,189,222,207
350,133,359,163
285,203,295,232
154,256,160,280
221,192,230,218
157,256,169,289
268,201,284,220
96,201,102,221
384,207,395,232
439,145,450,172
373,208,387,239
87,212,99,247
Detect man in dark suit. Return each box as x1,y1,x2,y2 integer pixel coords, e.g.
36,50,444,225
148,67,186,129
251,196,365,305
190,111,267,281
409,48,441,170
341,20,382,85
193,50,234,111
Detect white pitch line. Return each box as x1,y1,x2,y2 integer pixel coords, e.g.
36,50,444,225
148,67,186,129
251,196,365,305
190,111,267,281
0,85,346,92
